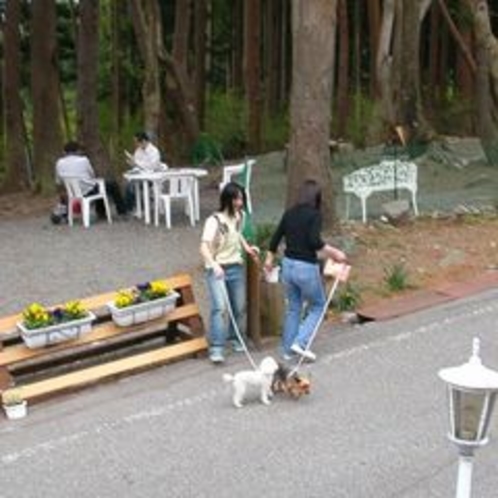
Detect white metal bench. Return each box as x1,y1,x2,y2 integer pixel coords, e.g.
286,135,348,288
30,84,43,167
342,160,419,223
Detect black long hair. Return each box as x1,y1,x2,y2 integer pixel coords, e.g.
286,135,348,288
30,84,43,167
219,182,247,216
297,179,322,210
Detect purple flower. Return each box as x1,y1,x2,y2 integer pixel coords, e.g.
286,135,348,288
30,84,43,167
136,283,150,293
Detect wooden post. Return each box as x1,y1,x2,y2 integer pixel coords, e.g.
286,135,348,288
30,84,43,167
246,257,261,348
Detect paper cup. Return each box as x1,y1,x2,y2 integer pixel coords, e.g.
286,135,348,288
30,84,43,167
265,266,281,283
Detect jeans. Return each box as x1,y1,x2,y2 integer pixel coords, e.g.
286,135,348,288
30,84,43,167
281,257,326,355
205,264,247,356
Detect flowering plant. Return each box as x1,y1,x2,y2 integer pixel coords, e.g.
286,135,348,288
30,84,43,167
114,280,171,309
21,301,88,330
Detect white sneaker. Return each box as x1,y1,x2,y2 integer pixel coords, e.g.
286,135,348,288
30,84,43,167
290,343,316,362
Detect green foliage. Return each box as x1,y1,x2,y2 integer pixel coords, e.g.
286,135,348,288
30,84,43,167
430,90,475,136
253,222,277,250
383,262,410,292
344,91,375,148
262,110,289,152
333,282,362,312
190,133,224,167
204,90,247,159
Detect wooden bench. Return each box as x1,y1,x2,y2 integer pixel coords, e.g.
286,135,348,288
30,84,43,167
0,273,207,408
342,160,419,223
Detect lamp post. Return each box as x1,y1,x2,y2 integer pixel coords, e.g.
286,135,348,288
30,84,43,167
438,337,498,498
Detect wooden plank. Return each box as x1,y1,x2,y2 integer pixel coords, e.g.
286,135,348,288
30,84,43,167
0,367,14,391
2,337,208,402
0,273,195,339
0,303,200,367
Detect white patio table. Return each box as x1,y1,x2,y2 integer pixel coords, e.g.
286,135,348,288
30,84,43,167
123,171,166,225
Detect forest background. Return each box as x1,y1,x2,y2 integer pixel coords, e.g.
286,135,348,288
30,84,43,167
0,0,498,232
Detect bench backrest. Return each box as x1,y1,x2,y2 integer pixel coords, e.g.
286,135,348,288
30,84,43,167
343,160,417,195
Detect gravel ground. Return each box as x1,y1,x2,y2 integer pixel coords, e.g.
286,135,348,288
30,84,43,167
0,214,211,317
0,151,288,320
2,143,498,319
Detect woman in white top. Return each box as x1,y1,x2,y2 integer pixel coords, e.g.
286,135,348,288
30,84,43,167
127,131,162,172
200,182,258,363
124,131,165,212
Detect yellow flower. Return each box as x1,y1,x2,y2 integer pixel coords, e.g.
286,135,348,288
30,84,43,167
63,300,86,319
115,290,135,308
22,302,51,329
149,280,169,297
21,300,88,329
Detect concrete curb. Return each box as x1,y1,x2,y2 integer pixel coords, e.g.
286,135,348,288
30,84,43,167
357,270,498,321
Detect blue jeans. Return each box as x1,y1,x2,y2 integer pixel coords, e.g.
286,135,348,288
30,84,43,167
281,257,326,355
205,264,247,356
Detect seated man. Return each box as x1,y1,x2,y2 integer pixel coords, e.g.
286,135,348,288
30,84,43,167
56,141,128,218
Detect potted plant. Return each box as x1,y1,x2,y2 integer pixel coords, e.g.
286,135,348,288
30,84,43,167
107,280,180,327
17,301,96,349
2,389,28,420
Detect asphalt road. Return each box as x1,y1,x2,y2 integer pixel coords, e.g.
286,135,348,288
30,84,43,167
2,288,498,497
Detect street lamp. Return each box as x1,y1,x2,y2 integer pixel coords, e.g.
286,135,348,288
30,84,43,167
438,337,498,498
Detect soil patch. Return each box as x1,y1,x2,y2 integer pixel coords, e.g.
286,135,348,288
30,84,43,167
341,215,498,309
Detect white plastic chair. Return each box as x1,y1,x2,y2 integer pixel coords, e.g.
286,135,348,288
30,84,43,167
63,177,112,228
219,159,255,213
160,176,195,229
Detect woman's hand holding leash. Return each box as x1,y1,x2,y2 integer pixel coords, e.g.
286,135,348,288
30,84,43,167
263,251,274,273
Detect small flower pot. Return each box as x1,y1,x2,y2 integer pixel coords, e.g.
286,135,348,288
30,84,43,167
107,291,180,327
17,312,96,349
3,400,28,420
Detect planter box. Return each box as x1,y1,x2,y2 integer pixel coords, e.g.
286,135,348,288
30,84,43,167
17,312,96,349
3,401,28,420
107,291,180,327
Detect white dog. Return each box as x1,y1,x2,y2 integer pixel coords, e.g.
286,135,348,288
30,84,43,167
223,356,279,408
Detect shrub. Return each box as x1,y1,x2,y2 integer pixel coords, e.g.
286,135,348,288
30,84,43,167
383,262,409,292
333,282,362,312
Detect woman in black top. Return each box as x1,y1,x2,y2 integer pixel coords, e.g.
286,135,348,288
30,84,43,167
264,179,346,361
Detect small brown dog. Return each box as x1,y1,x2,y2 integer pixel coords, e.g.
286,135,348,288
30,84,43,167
272,363,311,399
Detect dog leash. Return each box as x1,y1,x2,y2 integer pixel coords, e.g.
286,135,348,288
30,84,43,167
289,263,351,377
219,279,258,370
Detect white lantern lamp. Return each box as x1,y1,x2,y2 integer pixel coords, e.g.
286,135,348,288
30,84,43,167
438,337,498,498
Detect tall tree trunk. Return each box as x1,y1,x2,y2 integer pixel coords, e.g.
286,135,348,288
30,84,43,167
375,0,396,127
109,0,127,164
367,0,381,97
375,0,432,143
31,0,63,194
428,2,441,107
76,0,111,176
279,0,291,109
194,0,207,127
1,0,29,193
287,0,338,229
394,0,430,139
244,0,262,151
231,0,244,92
264,0,278,115
336,0,349,137
161,0,200,156
466,0,498,165
129,0,162,140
